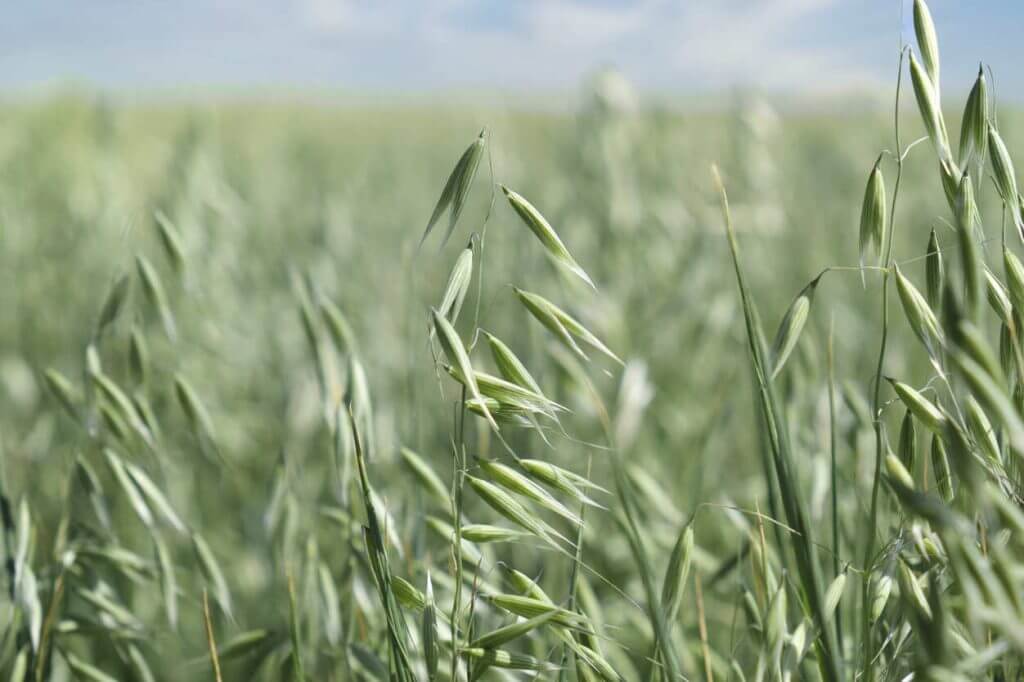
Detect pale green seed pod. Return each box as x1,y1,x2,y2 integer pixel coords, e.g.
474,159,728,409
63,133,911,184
419,129,486,249
136,255,177,340
769,277,819,379
989,124,1019,208
390,575,426,611
398,447,451,510
925,228,944,311
129,326,148,387
432,307,498,432
422,573,438,681
823,571,847,622
434,242,473,330
898,561,932,620
932,434,953,501
897,409,917,472
479,460,580,526
660,524,694,625
1000,323,1017,389
959,66,988,164
939,158,961,210
895,264,944,356
460,524,527,543
886,452,915,490
955,173,983,321
910,52,950,161
985,269,1014,327
887,378,946,432
871,574,894,622
913,0,940,90
513,287,622,365
502,184,595,289
859,157,887,268
154,210,186,276
483,331,543,396
44,369,81,422
965,395,1001,464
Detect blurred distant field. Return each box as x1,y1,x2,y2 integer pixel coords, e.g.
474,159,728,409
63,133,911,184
2,79,1024,679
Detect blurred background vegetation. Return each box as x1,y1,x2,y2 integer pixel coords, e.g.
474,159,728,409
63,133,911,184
1,64,1023,678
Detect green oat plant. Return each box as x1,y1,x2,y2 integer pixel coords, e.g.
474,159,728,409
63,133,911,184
4,1,1024,680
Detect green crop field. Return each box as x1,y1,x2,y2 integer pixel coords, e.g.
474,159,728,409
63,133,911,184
4,3,1024,680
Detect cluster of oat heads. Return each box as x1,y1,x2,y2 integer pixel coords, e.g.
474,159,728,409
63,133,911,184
7,1,1024,680
717,0,1024,679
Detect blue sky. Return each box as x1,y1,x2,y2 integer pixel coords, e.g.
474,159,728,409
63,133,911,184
1,1,1021,99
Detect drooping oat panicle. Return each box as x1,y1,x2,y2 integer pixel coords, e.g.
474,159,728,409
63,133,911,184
479,459,581,526
399,446,451,510
419,129,486,249
460,523,528,543
887,378,946,432
463,647,558,679
425,515,483,566
469,608,560,650
445,364,565,418
913,0,940,91
501,184,595,289
769,276,819,379
959,66,988,164
909,52,950,161
518,458,607,508
859,157,887,277
487,594,588,630
154,210,186,276
925,228,944,311
513,287,622,365
483,331,543,396
467,475,562,545
432,308,498,431
136,255,177,340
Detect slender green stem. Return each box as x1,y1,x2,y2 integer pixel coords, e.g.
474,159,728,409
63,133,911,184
827,317,843,650
860,46,907,682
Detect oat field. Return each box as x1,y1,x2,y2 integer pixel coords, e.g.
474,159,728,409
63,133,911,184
4,3,1024,680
